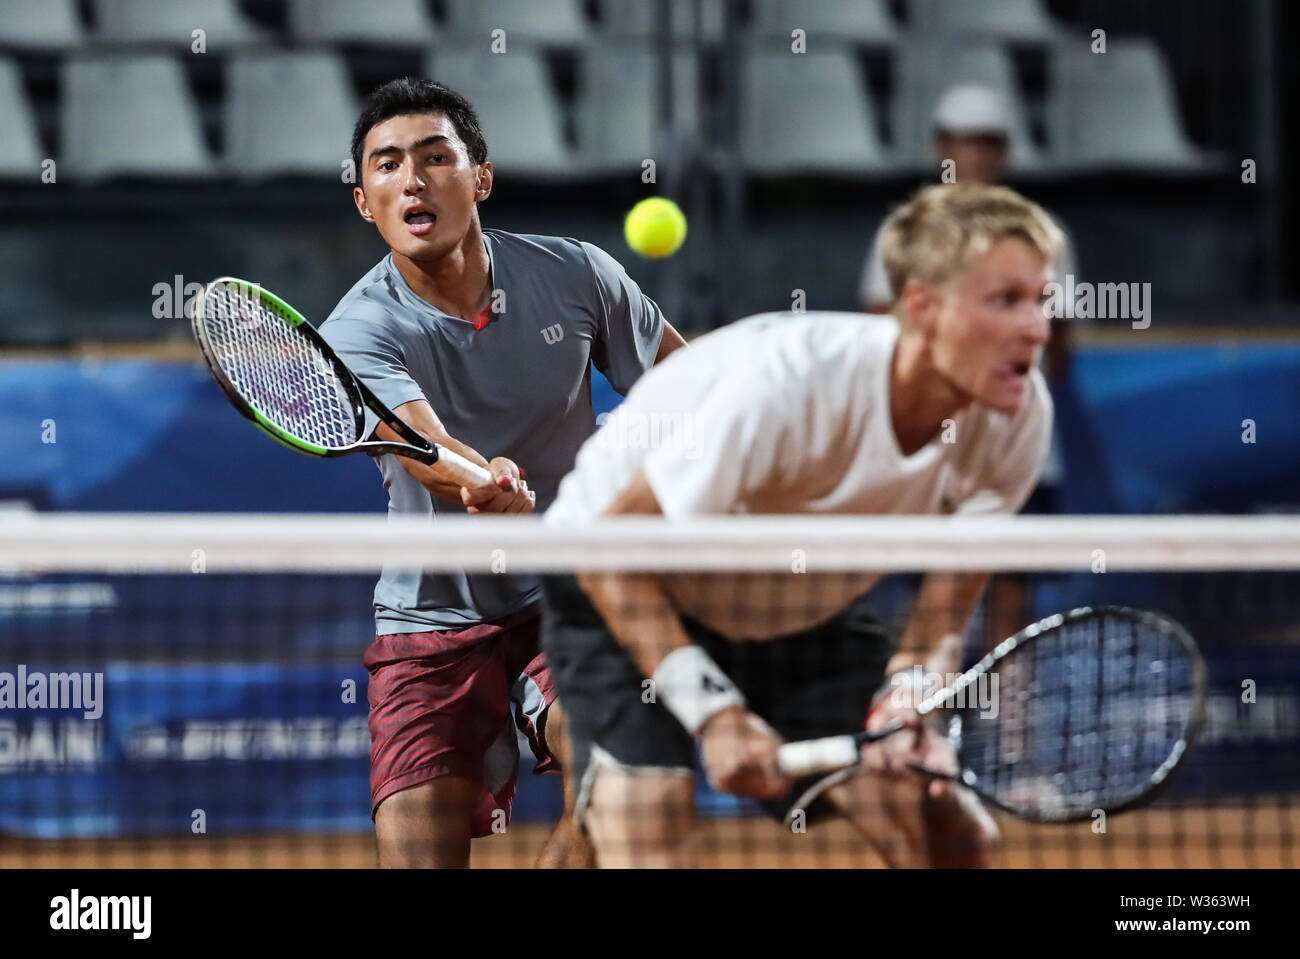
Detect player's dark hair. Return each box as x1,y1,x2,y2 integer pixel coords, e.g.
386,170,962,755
350,78,489,183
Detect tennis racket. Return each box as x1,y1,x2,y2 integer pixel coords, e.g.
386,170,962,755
778,606,1206,823
191,276,493,488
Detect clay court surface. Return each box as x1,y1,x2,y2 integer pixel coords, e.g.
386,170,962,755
3,804,1294,869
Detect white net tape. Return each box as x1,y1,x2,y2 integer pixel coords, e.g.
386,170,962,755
3,514,1300,573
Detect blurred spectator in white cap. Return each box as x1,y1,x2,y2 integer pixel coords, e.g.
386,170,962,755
858,83,1077,318
931,83,1015,184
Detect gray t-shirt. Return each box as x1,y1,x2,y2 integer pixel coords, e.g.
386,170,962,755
320,229,665,634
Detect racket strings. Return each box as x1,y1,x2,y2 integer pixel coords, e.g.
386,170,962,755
202,283,358,448
960,613,1199,819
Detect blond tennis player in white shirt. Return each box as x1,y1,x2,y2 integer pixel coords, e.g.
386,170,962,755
542,183,1063,868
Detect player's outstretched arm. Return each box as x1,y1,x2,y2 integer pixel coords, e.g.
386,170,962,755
576,470,791,799
380,399,534,513
866,571,990,780
886,571,989,678
829,571,1001,866
577,567,790,800
577,468,699,681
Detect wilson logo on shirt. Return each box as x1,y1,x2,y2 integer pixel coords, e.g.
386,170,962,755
540,324,564,345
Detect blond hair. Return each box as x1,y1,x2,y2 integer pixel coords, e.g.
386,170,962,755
878,183,1064,307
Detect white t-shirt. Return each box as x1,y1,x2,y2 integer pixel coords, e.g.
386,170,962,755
548,311,1053,638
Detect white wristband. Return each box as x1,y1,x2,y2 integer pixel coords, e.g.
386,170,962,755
651,646,745,736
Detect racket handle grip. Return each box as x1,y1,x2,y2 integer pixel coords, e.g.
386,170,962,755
433,445,495,488
778,735,862,776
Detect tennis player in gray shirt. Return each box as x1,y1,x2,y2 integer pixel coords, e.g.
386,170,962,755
320,78,685,868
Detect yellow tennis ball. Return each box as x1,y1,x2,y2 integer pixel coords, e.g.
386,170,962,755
624,197,687,258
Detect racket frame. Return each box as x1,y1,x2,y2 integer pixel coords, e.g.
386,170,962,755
192,277,493,486
780,605,1207,824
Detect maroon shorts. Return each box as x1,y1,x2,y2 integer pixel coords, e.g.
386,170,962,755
364,604,557,838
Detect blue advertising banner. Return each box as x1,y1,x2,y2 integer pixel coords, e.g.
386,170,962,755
0,359,622,512
0,658,570,838
0,640,1293,837
1,347,1298,514
0,571,567,838
0,661,371,837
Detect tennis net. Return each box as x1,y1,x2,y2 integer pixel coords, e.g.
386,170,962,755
1,512,1297,868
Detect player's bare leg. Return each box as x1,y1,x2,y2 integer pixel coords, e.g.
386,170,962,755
584,768,696,868
374,776,481,868
824,765,929,867
533,701,596,868
825,728,1000,868
918,776,1001,868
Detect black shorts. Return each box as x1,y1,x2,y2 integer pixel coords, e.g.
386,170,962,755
539,574,898,824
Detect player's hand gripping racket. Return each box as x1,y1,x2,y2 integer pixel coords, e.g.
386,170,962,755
778,606,1206,823
191,276,493,488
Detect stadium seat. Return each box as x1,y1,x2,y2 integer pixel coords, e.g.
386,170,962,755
0,58,42,177
287,0,436,46
574,46,699,175
0,0,85,49
893,42,1043,174
60,54,215,180
427,50,576,178
747,0,898,46
596,0,724,44
91,0,268,48
442,0,591,48
909,0,1066,43
1049,38,1212,171
740,46,891,176
224,50,359,179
